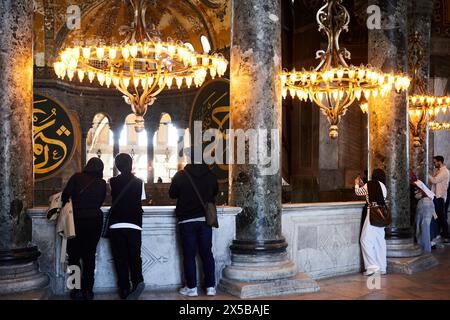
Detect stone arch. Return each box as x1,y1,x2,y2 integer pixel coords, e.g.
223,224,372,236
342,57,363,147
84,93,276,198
119,113,148,181
86,112,114,180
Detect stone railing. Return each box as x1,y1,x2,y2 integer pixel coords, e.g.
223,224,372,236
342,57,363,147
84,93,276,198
282,201,365,279
29,201,365,295
29,206,240,295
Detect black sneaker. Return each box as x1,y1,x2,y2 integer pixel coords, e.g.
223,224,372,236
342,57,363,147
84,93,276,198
82,290,94,300
127,282,145,300
431,244,437,250
119,288,131,300
69,289,84,300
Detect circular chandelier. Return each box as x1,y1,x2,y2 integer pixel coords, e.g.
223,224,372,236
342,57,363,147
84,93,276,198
53,0,228,132
429,121,450,131
407,32,450,142
281,0,410,139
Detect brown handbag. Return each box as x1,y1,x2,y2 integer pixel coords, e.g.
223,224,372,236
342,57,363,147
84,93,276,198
368,203,392,227
184,170,219,228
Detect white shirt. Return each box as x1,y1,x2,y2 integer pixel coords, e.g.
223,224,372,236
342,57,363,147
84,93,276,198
429,166,450,201
109,181,146,231
178,217,206,224
355,181,387,202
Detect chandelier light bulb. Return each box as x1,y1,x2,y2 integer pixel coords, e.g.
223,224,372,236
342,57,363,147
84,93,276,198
133,77,140,88
166,76,174,89
186,76,193,88
77,70,84,82
105,74,112,88
109,47,117,59
96,47,105,59
88,70,95,83
176,77,183,89
122,47,130,60
337,68,344,80
82,47,91,59
97,72,105,86
130,45,138,58
67,69,75,81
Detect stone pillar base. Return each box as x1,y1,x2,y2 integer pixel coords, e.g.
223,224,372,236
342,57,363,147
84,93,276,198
219,273,319,299
386,238,422,258
0,248,49,296
387,253,439,275
218,252,319,298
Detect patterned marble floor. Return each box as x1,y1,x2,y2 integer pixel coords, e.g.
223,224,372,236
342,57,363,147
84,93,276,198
49,245,450,300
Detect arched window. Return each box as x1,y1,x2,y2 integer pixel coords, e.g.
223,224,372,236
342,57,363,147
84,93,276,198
153,113,181,183
86,113,114,180
119,114,148,182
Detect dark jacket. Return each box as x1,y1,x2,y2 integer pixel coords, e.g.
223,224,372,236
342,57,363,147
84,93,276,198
62,172,107,219
169,164,219,221
109,173,144,227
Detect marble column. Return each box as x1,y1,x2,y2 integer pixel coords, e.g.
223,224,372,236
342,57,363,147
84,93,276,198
219,0,319,298
80,126,89,168
368,0,438,273
146,126,155,184
111,123,121,177
0,0,48,295
408,0,434,182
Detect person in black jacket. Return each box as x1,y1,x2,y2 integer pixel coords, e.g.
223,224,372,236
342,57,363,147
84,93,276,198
108,153,146,300
62,157,107,300
169,150,219,297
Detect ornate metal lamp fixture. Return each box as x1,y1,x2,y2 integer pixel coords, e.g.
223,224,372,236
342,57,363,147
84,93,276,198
53,0,228,132
281,0,410,139
428,121,450,131
408,32,450,142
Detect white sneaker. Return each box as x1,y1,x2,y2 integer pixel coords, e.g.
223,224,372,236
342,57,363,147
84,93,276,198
179,287,198,297
363,269,378,276
206,287,216,296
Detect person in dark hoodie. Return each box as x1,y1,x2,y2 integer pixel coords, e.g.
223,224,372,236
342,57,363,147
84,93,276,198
108,153,146,300
169,148,219,297
62,157,107,300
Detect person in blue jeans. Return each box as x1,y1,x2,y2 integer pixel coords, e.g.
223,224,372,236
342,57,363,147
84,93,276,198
414,186,434,253
169,149,218,297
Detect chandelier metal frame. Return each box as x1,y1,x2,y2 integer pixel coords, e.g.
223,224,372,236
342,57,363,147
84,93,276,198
53,0,228,131
281,0,410,139
407,32,450,142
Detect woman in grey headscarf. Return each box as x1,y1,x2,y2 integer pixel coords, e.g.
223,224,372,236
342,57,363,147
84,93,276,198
62,157,107,300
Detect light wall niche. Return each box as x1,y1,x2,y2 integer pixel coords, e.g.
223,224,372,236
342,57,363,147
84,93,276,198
86,113,114,180
119,114,148,182
153,113,181,183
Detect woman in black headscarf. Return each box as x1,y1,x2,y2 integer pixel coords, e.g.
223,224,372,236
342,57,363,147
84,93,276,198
62,157,107,300
355,168,388,276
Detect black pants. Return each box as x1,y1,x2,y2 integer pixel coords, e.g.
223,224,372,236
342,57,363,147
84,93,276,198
179,221,215,289
109,228,144,290
67,214,103,292
434,197,450,238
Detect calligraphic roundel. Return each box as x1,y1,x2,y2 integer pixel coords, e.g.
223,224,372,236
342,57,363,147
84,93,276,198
190,78,230,182
33,94,77,181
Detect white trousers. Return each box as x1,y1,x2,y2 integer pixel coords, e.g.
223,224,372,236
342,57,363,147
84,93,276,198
360,211,387,272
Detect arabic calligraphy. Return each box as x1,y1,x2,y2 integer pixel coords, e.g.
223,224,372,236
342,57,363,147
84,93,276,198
190,79,230,181
33,95,76,181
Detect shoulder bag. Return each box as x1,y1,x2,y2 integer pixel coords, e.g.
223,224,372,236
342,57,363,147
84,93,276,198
184,170,219,228
368,183,392,227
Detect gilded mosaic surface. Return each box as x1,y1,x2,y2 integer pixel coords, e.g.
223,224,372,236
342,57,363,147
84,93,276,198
34,0,231,67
